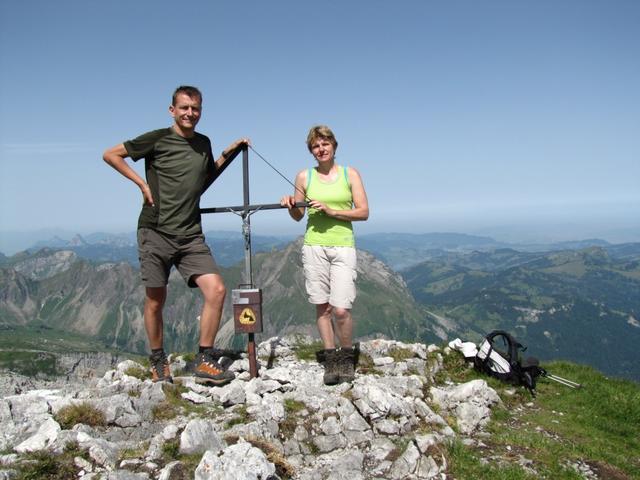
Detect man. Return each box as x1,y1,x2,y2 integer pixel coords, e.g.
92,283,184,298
103,85,249,385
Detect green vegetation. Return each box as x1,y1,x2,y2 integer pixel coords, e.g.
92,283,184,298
388,346,415,362
225,404,251,428
54,402,106,429
15,451,77,480
356,352,383,376
292,339,324,362
247,436,295,480
0,350,59,377
168,352,196,377
440,357,640,479
404,247,640,381
159,439,201,475
180,352,196,363
447,439,542,480
152,384,186,421
385,437,412,462
124,364,150,381
0,324,142,377
119,444,148,461
161,439,180,460
283,398,305,414
278,399,307,438
152,382,222,421
12,442,88,480
353,275,438,344
433,346,476,385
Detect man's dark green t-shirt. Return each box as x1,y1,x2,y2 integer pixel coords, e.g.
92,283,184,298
124,128,214,236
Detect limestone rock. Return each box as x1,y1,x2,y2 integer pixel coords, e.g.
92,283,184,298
0,335,504,479
194,440,277,480
180,419,225,455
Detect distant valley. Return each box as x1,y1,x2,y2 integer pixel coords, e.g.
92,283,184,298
402,245,640,380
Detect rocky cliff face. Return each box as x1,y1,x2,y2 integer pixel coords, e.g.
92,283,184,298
0,268,37,325
0,245,440,355
12,249,78,280
0,336,501,480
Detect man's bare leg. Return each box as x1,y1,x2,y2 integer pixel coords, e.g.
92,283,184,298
144,286,167,350
194,273,226,347
192,273,234,385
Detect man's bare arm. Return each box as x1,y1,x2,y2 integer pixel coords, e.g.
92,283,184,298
202,138,251,193
103,144,154,206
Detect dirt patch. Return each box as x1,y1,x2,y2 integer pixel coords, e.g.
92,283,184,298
588,460,632,480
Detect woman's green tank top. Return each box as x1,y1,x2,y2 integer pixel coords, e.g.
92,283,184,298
304,165,354,247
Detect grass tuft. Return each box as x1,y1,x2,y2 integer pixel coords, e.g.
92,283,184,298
55,402,106,429
159,439,201,475
13,442,89,480
278,399,307,438
245,436,296,479
152,382,220,421
124,364,149,380
283,398,305,414
356,352,383,375
388,346,415,362
292,340,324,362
225,404,251,428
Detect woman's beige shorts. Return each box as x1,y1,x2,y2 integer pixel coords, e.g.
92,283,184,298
301,245,357,309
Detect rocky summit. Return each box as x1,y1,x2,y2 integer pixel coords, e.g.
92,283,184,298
0,336,502,480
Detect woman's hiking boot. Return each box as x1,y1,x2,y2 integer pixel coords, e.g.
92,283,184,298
149,350,173,383
194,348,235,386
316,348,340,385
337,346,357,383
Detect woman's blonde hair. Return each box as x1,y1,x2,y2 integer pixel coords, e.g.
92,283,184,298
306,125,338,153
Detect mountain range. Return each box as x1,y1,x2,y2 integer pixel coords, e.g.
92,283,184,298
1,230,621,270
0,238,438,358
5,231,292,268
1,231,639,381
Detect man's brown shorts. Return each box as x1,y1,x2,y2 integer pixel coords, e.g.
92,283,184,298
137,228,220,288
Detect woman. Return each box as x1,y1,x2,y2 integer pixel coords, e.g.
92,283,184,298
281,125,369,384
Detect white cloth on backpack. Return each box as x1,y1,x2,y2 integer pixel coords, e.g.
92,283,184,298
448,338,478,359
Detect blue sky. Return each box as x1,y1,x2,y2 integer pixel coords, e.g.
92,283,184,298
1,0,639,249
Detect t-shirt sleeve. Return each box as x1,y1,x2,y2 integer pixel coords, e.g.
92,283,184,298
123,128,170,162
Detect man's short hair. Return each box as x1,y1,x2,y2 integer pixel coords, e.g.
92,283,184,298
306,125,338,153
172,85,202,105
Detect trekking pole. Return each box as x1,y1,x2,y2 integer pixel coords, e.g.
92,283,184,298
544,372,582,389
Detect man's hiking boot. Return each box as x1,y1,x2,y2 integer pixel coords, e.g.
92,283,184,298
316,349,340,385
194,348,235,386
149,350,173,383
336,346,357,383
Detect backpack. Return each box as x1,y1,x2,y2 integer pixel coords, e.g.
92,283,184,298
474,330,545,396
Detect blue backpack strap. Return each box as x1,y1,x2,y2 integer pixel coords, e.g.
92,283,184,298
306,167,313,191
343,165,351,190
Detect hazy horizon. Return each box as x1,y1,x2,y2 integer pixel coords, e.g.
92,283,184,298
1,213,638,256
